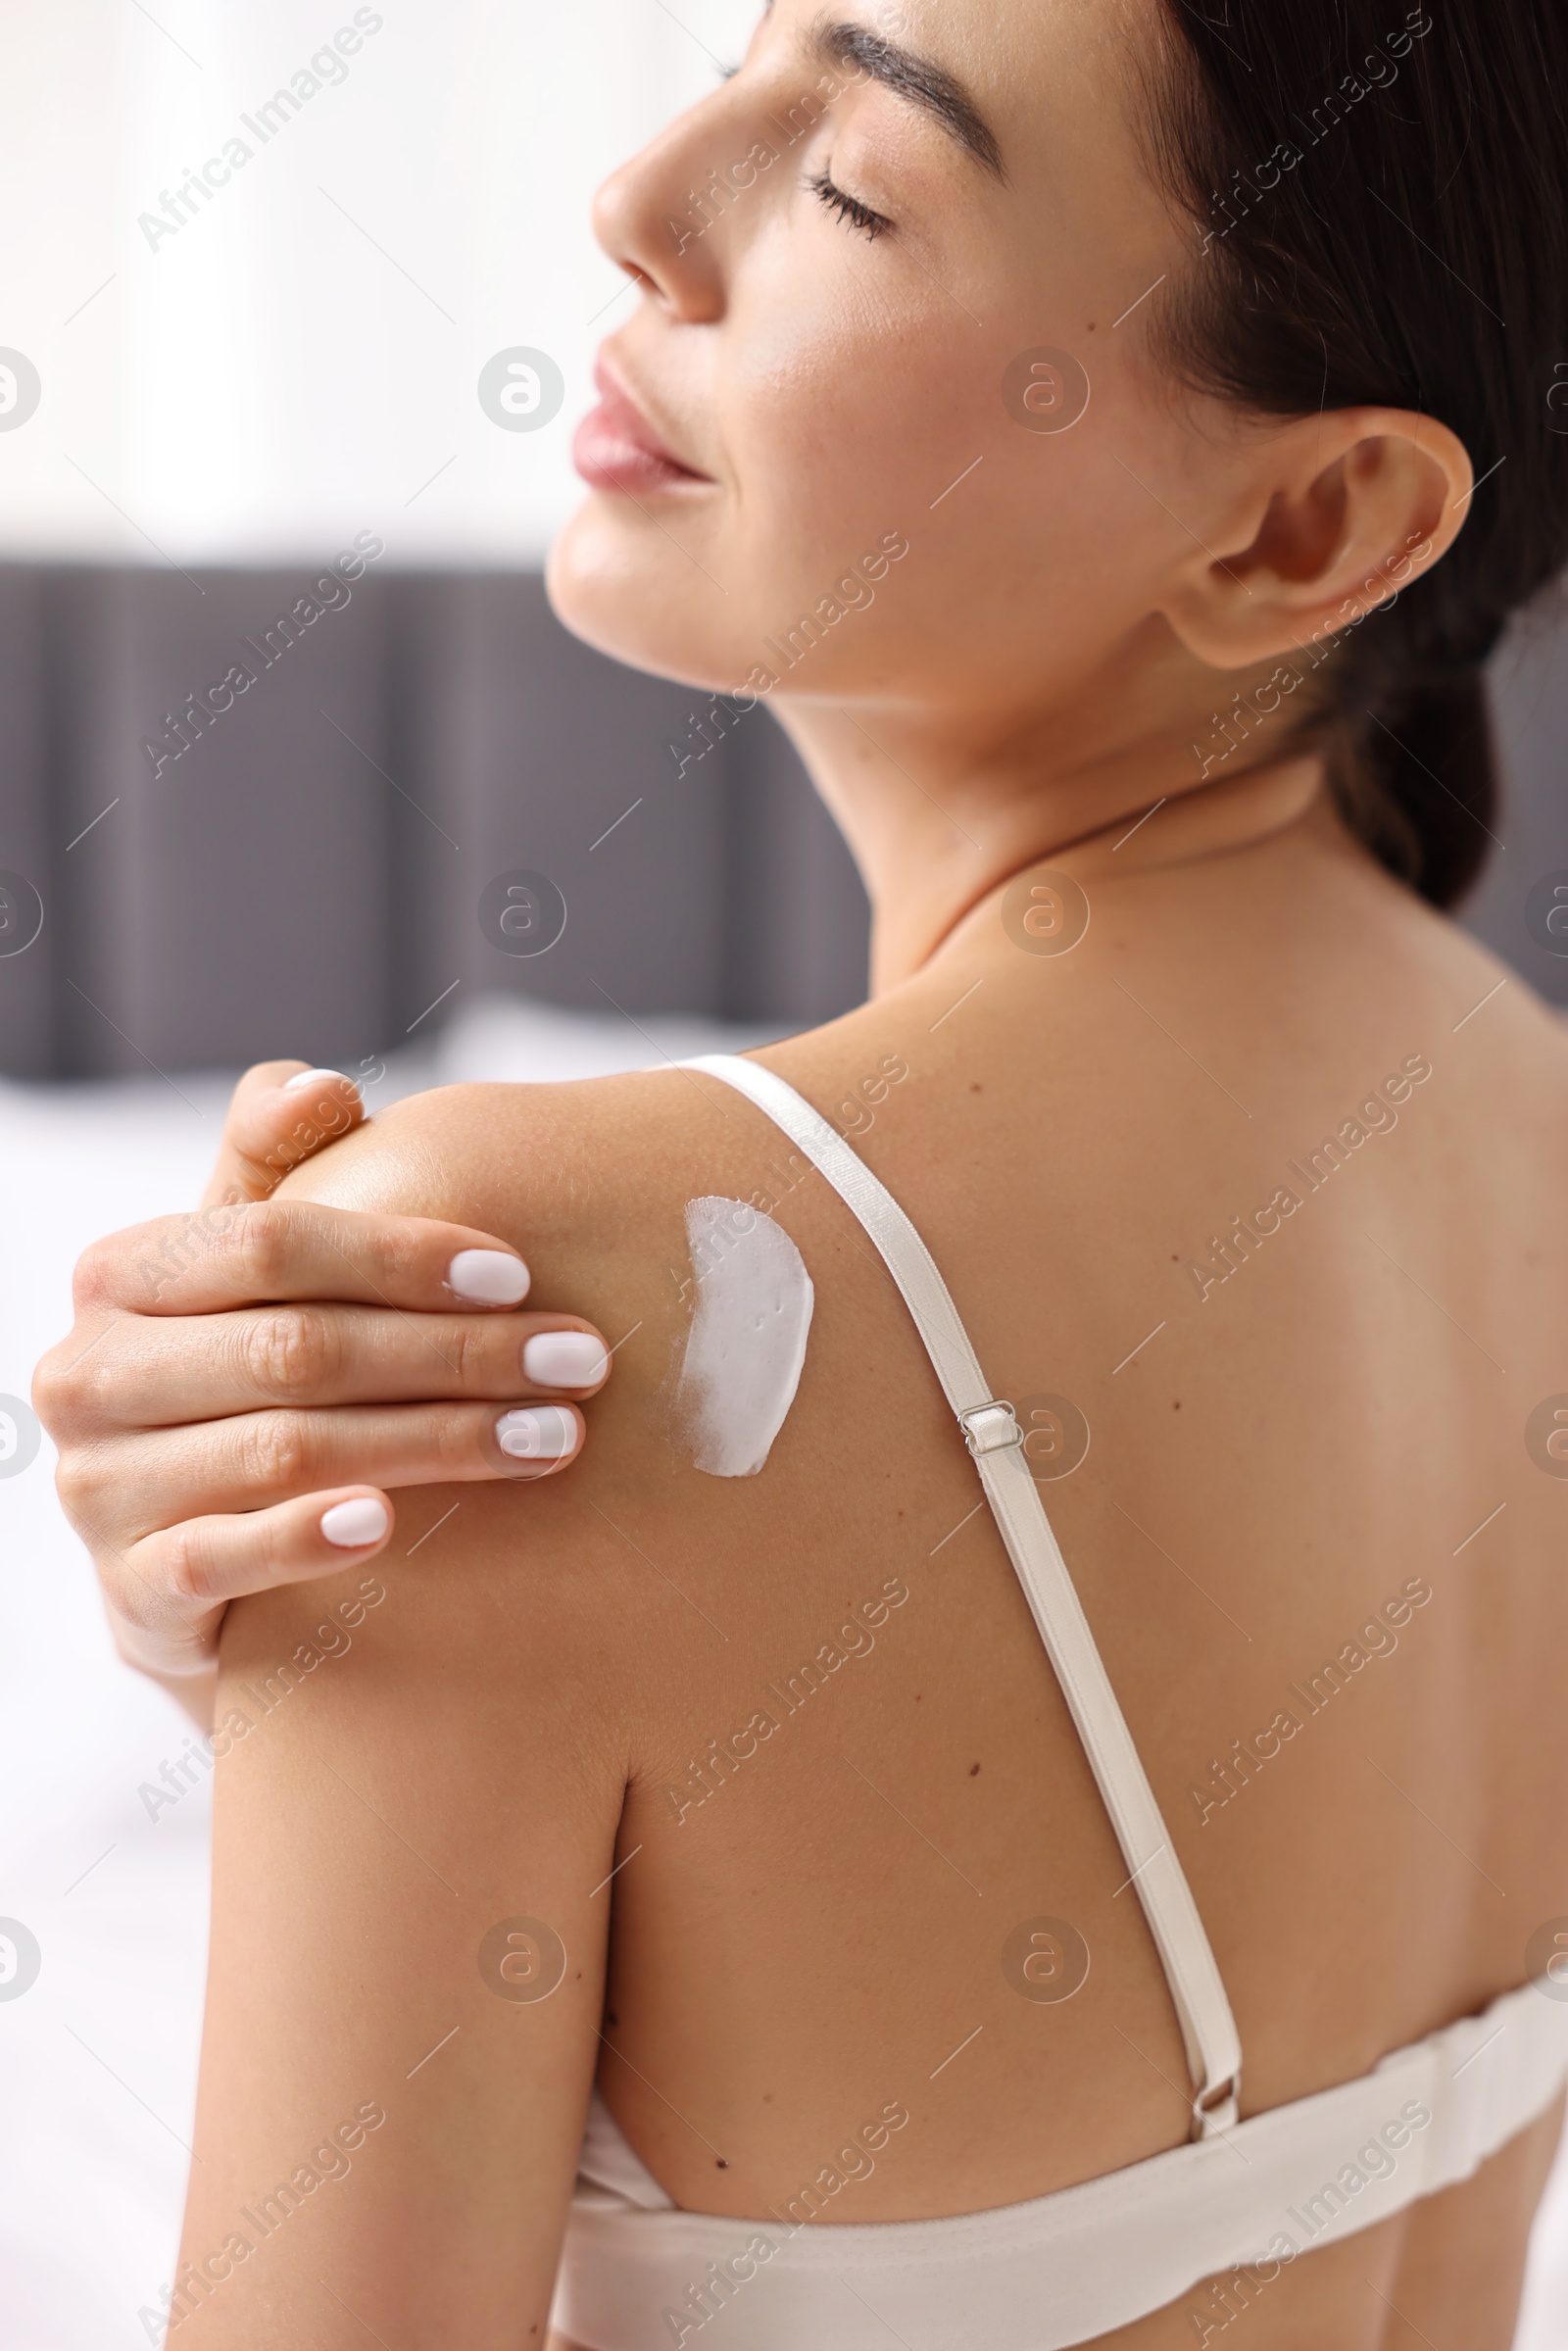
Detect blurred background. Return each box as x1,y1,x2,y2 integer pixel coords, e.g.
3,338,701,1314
1,3,1567,2345
0,0,869,1086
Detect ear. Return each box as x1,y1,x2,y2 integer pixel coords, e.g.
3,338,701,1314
1160,409,1474,669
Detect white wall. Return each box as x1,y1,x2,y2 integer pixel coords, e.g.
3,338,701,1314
0,0,756,566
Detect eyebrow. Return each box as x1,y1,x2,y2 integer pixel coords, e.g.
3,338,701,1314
811,17,1005,181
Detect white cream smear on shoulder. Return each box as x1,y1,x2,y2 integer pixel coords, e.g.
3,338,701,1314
676,1197,814,1477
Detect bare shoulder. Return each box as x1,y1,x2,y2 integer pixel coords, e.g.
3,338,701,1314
257,1043,915,1674
272,1068,707,1260
252,1028,964,1747
270,1020,929,1411
272,1066,748,1417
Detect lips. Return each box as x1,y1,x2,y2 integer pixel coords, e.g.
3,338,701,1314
572,355,710,495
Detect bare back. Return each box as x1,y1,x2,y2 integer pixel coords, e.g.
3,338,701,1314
216,799,1568,2347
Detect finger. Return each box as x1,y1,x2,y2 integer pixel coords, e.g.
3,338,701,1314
63,1306,612,1429
72,1199,532,1319
201,1062,367,1210
144,1486,400,1619
100,1485,400,1673
76,1399,588,1541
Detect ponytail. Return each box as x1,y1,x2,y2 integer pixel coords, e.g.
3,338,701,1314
1329,669,1495,912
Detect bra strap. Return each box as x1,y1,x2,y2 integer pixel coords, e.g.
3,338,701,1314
684,1053,1244,2138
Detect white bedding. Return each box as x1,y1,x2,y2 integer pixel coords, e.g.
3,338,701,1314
1,995,1564,2348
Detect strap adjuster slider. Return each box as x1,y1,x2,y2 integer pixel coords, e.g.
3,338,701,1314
958,1400,1024,1457
1191,2075,1241,2140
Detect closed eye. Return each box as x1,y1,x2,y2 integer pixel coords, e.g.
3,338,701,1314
808,169,892,241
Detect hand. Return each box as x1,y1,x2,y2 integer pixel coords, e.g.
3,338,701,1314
33,1061,612,1721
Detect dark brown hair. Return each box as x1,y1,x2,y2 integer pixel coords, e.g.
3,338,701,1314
1148,2,1568,906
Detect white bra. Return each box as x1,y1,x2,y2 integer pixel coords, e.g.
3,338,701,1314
552,1054,1568,2350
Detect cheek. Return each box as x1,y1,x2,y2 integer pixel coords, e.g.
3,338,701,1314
553,217,984,692
724,240,1009,572
549,221,1171,708
732,286,1164,658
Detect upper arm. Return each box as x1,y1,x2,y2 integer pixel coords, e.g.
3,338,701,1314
172,1072,720,2337
174,1488,632,2347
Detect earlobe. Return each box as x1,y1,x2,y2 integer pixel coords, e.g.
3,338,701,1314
1162,409,1473,671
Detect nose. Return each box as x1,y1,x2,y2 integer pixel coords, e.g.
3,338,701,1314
592,99,736,324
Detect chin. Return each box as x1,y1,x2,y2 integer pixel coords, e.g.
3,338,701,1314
545,494,747,695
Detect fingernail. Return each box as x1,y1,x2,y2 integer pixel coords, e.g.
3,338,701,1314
284,1067,357,1096
495,1405,576,1460
522,1331,609,1388
449,1249,530,1305
320,1496,390,1547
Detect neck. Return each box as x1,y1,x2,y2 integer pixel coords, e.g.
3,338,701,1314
772,671,1329,992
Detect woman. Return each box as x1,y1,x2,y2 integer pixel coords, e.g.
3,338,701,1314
41,0,1568,2342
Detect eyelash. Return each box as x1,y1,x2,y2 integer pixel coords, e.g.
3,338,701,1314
808,169,892,241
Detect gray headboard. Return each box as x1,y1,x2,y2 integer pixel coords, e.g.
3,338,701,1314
0,562,1561,1080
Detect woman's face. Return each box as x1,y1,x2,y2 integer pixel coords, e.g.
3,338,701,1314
548,0,1215,720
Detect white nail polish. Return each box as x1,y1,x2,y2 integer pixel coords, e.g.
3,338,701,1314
320,1496,389,1547
522,1331,609,1388
449,1249,530,1305
495,1406,576,1460
284,1066,357,1095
